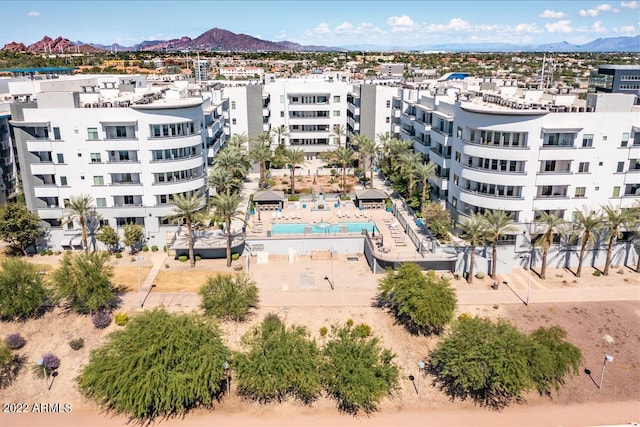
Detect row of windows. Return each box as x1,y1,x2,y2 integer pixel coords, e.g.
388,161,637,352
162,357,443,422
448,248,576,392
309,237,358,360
150,122,197,138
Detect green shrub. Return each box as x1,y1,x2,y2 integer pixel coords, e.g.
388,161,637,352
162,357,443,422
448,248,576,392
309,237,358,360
115,312,129,326
46,250,54,256
39,250,47,256
593,270,602,277
195,255,202,262
475,271,485,279
319,326,328,337
231,253,240,261
5,333,27,350
288,195,300,201
151,245,159,252
114,253,123,259
163,245,167,252
54,250,62,255
178,255,188,262
0,258,51,320
199,273,259,321
69,337,85,351
141,245,149,252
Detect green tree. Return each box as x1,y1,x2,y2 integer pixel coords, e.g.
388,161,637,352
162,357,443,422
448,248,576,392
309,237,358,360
227,132,249,150
397,151,422,197
323,147,355,196
208,166,237,195
0,258,50,320
122,223,145,254
535,212,565,279
570,208,603,277
322,321,399,415
282,148,306,195
77,309,230,422
199,273,259,321
330,124,346,147
601,204,634,276
377,264,456,335
415,162,436,215
210,192,244,267
0,203,44,256
96,225,120,254
63,194,95,252
459,213,488,283
483,210,516,279
234,314,322,404
359,136,380,188
165,193,207,268
248,137,273,189
273,125,289,148
422,202,452,241
52,252,118,314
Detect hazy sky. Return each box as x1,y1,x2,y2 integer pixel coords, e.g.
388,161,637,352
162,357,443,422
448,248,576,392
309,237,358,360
1,0,639,47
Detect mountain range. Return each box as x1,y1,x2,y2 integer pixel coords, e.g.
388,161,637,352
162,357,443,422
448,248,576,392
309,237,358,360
2,27,639,53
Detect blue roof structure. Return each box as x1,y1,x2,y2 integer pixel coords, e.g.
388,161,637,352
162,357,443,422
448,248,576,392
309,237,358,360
0,67,76,75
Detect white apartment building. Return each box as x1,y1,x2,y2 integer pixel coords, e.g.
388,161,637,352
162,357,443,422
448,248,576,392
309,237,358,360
219,66,264,79
400,78,640,231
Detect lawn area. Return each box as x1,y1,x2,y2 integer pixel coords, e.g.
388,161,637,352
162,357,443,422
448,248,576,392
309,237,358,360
152,270,213,292
112,266,153,291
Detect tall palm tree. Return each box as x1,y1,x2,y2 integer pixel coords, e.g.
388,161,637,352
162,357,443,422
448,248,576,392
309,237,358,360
601,204,634,276
330,124,347,147
535,212,565,279
282,147,306,195
630,201,640,273
210,192,244,267
386,138,412,175
351,133,368,169
273,125,289,148
165,193,207,268
415,161,436,215
227,132,249,150
248,138,272,189
359,136,379,188
326,147,356,196
64,194,95,252
571,208,603,277
483,210,516,279
397,151,422,195
459,212,488,284
208,166,237,195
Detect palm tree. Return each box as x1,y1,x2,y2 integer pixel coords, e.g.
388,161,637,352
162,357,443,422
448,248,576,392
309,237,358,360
397,151,422,196
210,192,244,267
330,124,347,147
248,138,273,189
282,147,306,195
483,210,516,279
351,133,368,169
227,132,249,150
415,161,436,215
64,194,95,252
535,212,565,279
165,193,207,268
630,202,640,272
386,138,412,175
571,208,603,277
326,147,355,196
208,167,237,195
213,146,249,179
273,125,289,148
359,136,380,188
459,213,488,284
601,204,634,276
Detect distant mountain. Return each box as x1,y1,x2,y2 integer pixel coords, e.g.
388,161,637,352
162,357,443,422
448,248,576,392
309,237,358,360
3,29,638,53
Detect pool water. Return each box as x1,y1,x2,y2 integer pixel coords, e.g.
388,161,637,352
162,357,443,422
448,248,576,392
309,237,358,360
272,221,378,235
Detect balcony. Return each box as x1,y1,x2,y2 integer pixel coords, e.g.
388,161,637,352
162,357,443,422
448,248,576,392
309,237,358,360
535,185,569,199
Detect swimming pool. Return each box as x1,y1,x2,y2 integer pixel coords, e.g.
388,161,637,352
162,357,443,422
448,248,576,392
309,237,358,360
272,221,378,235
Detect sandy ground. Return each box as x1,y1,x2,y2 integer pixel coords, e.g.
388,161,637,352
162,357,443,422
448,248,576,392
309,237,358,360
0,253,638,427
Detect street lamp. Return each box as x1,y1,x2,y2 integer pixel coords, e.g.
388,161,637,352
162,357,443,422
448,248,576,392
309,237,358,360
599,354,614,389
417,360,426,395
519,253,531,306
138,255,144,308
223,361,230,396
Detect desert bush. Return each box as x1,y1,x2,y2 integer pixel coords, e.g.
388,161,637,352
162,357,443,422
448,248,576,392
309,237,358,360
231,253,240,261
475,271,485,279
77,309,230,421
199,273,259,321
114,253,123,259
115,312,129,326
195,255,202,262
0,258,51,320
69,338,85,351
5,333,27,350
42,352,60,371
178,255,188,262
141,245,149,252
92,310,112,329
593,270,602,277
46,250,54,256
319,326,328,338
151,245,159,252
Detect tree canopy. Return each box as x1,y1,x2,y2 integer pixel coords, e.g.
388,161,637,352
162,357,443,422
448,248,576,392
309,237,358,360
0,258,51,320
377,264,457,335
199,273,259,321
0,203,43,256
77,309,230,421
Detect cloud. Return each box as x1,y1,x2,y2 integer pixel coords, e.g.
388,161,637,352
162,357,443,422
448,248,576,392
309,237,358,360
591,21,606,32
27,11,40,17
613,24,639,33
578,3,613,16
387,15,416,32
426,18,471,32
539,9,565,18
276,31,287,40
620,1,638,8
309,22,331,35
514,23,542,33
545,20,573,32
335,22,353,32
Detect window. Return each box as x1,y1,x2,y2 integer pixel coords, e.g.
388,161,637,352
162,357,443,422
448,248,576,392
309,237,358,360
621,132,629,147
232,118,237,125
280,111,284,118
574,187,586,198
385,117,390,123
67,222,74,230
90,153,102,163
452,197,457,208
612,186,620,198
53,127,61,140
93,176,104,186
99,219,109,227
333,110,340,117
56,153,64,163
617,162,624,173
115,126,127,138
578,162,589,173
59,176,67,186
457,126,462,139
333,96,340,103
581,134,593,147
280,95,284,103
386,100,391,108
96,198,106,207
602,135,607,141
231,101,236,110
87,128,99,140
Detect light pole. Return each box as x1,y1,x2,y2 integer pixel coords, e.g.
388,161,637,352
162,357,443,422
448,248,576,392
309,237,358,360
417,360,426,395
36,358,47,390
599,354,614,389
223,361,230,397
519,254,531,306
138,255,144,308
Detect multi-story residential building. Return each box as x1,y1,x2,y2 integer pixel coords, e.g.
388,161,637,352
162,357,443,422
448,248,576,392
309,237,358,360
590,64,640,103
9,75,217,250
0,104,17,203
400,77,640,233
219,66,264,80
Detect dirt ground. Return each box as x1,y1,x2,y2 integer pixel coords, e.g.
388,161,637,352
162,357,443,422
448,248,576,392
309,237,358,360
269,173,359,194
0,253,638,426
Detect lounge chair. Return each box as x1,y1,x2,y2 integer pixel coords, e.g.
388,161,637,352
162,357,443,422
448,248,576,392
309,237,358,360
388,221,399,228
